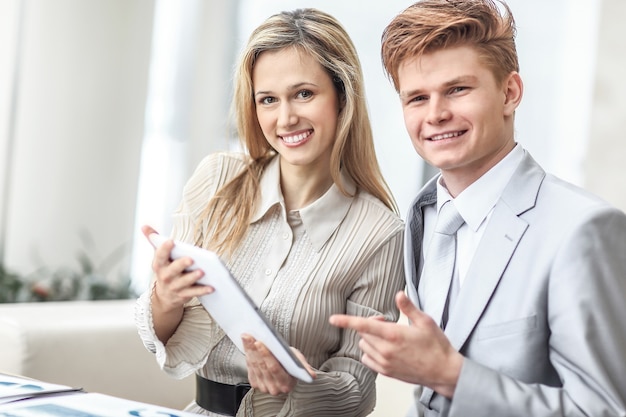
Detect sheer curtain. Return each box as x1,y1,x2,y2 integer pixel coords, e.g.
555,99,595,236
130,0,204,294
130,0,239,294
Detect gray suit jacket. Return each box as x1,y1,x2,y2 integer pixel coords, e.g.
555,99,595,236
404,150,626,416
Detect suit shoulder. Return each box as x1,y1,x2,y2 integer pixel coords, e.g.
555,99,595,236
529,174,626,233
539,174,620,213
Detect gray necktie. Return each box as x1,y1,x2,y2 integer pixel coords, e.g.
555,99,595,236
421,200,465,327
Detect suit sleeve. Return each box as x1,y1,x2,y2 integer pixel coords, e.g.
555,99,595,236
450,207,626,417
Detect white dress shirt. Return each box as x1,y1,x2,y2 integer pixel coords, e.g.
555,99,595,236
424,144,524,287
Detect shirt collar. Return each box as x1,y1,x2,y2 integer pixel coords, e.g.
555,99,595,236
437,143,524,231
252,156,283,223
251,156,356,252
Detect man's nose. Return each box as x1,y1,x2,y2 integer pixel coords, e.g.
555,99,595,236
426,97,451,124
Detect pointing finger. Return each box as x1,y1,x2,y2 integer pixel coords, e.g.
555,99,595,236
330,314,389,337
395,291,422,321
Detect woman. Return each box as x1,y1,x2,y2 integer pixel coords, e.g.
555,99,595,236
135,8,405,417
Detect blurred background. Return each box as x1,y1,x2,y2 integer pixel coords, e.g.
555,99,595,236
0,0,624,298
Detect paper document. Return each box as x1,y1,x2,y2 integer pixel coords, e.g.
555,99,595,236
0,373,82,405
0,392,200,416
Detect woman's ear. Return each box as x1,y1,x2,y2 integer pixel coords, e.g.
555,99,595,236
332,75,347,112
339,93,346,112
503,71,523,116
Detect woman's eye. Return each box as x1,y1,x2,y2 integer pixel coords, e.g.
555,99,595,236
260,97,276,105
297,90,313,99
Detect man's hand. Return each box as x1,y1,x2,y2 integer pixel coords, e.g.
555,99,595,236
329,291,463,398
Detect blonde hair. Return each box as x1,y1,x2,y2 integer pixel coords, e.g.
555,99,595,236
197,8,397,256
381,0,519,91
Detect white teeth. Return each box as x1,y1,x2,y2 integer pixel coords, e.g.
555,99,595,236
430,131,463,141
281,131,311,144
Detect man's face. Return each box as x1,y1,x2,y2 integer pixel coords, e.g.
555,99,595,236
398,45,520,188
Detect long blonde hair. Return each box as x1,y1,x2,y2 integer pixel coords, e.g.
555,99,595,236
197,8,397,256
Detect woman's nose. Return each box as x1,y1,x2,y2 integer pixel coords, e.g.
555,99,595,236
277,102,298,127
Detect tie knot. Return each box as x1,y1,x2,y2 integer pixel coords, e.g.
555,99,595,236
435,201,465,235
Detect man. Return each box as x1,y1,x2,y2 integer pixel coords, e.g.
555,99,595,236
330,1,626,416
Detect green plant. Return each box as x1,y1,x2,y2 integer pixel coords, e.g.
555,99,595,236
0,231,136,303
0,263,23,303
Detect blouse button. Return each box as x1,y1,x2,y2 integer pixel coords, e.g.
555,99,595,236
282,233,289,240
265,269,272,276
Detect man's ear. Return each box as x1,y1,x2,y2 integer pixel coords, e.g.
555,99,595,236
503,71,523,116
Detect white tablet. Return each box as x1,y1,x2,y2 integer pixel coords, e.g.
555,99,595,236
147,233,313,383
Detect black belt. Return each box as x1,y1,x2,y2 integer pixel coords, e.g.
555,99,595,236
195,374,251,416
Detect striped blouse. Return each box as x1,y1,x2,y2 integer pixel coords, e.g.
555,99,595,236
135,152,405,416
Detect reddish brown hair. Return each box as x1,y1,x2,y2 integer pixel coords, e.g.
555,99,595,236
382,0,519,91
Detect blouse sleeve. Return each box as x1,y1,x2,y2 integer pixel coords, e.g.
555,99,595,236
134,152,246,379
274,229,405,417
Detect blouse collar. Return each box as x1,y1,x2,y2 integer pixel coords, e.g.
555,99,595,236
251,155,356,252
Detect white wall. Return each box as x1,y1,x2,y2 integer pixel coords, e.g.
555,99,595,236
508,0,601,186
0,0,21,260
0,0,154,278
585,0,626,211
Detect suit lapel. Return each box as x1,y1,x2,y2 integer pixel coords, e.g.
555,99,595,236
445,151,545,349
405,176,438,309
419,150,546,408
419,206,528,409
444,204,528,348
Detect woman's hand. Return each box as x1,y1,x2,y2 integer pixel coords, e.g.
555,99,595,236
142,225,213,342
242,334,316,395
143,225,213,310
